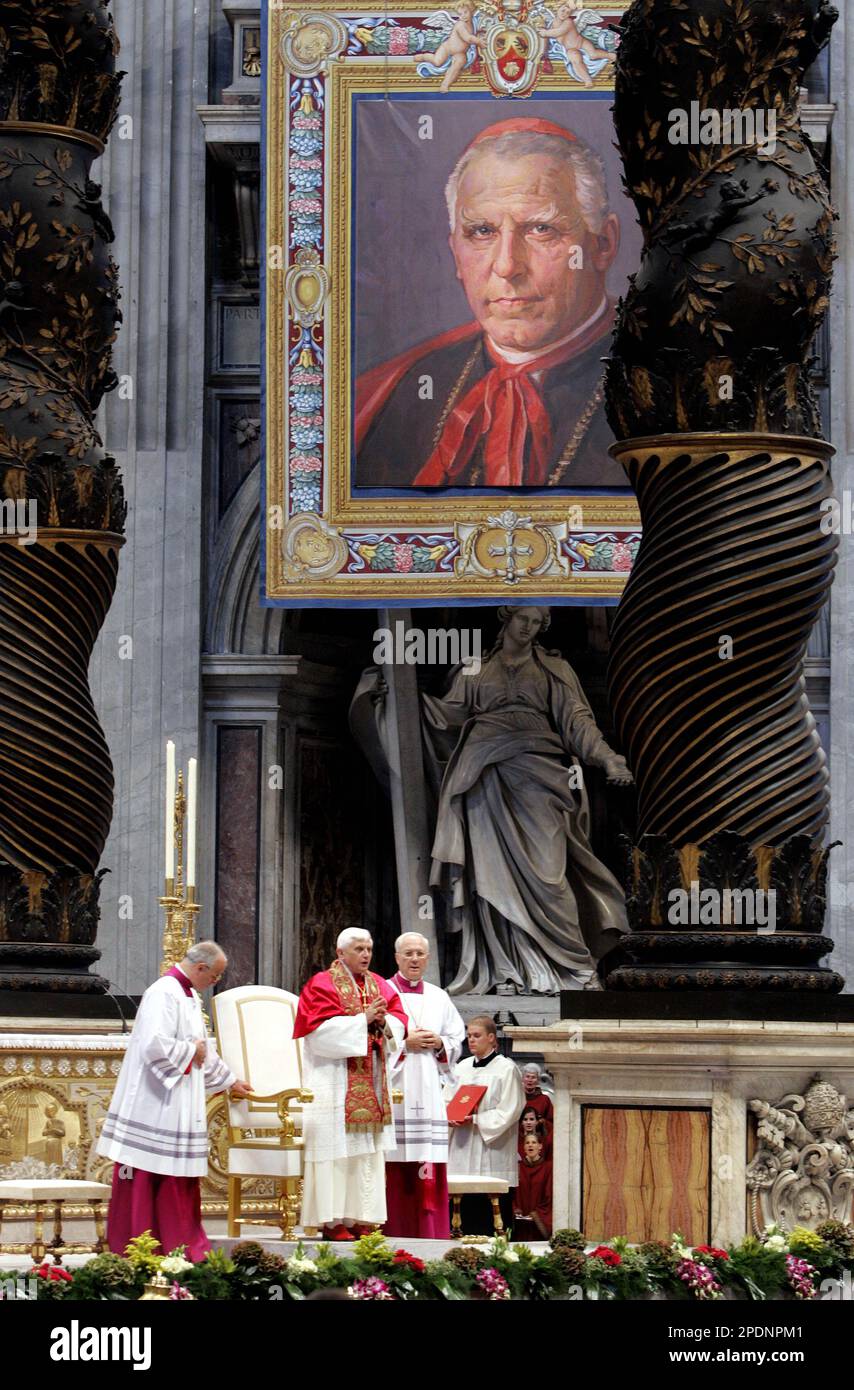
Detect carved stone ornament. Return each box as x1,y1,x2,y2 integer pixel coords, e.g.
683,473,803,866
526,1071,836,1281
746,1075,854,1233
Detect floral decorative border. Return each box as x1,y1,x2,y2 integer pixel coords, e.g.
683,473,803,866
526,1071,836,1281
263,3,640,605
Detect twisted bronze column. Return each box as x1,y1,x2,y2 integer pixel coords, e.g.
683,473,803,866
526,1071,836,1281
0,1,124,991
603,0,841,990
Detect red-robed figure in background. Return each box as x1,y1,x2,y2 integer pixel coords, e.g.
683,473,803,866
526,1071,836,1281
521,1062,554,1121
294,928,408,1240
513,1132,554,1242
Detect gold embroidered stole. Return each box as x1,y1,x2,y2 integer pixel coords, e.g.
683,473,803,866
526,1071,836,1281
328,959,392,1132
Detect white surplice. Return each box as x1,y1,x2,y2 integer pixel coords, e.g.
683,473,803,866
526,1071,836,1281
444,1052,525,1185
386,978,465,1163
301,1008,407,1226
97,974,234,1177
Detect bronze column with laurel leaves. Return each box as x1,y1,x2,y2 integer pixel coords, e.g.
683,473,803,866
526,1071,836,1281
0,1,124,993
603,0,842,991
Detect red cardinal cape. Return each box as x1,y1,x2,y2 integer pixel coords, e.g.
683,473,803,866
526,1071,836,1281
294,962,408,1131
355,303,616,488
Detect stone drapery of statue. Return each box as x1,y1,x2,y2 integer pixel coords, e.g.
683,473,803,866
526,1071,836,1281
352,607,632,995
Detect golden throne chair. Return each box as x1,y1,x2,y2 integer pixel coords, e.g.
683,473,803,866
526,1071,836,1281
212,986,312,1240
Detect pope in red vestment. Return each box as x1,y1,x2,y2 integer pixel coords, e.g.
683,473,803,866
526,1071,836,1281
293,930,408,1238
354,116,624,490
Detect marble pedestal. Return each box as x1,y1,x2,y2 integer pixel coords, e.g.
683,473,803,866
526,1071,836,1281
507,1016,854,1247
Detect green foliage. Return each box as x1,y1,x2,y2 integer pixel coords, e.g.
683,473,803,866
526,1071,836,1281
123,1231,162,1277
423,1260,470,1300
442,1245,488,1273
550,1227,586,1250
68,1253,145,1302
639,1240,680,1278
724,1237,787,1300
182,1247,235,1302
524,1257,572,1301
547,1245,586,1282
815,1220,854,1263
31,1221,854,1301
583,1248,651,1302
351,1230,397,1268
787,1226,843,1277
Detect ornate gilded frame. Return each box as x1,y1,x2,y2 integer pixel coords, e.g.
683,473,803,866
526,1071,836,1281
263,1,639,604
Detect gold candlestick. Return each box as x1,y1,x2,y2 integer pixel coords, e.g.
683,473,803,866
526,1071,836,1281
159,771,202,974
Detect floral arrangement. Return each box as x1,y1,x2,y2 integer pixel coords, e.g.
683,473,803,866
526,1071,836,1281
5,1223,853,1301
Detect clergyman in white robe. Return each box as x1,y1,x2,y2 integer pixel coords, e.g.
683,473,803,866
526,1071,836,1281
97,963,236,1260
445,1046,525,1232
385,971,465,1238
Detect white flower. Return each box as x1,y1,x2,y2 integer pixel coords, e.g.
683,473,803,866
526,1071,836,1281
484,1237,519,1263
286,1256,317,1275
763,1223,790,1254
160,1255,193,1276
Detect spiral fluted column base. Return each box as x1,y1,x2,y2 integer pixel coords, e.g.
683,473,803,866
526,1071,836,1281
0,532,121,991
605,435,840,992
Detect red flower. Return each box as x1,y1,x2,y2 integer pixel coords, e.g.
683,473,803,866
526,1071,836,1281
393,1249,426,1273
695,1245,729,1261
31,1263,72,1282
590,1246,622,1267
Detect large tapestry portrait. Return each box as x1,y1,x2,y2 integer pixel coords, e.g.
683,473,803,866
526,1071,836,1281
264,3,641,604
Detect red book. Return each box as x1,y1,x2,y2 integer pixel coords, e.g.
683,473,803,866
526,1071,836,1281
446,1084,487,1123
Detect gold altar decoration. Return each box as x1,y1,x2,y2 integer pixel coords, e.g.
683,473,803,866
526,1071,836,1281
159,768,202,975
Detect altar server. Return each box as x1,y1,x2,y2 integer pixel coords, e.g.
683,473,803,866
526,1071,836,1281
293,928,408,1239
385,931,466,1239
445,1014,525,1232
98,942,251,1261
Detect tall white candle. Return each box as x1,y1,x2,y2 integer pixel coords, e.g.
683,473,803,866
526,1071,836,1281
186,757,197,888
165,740,176,882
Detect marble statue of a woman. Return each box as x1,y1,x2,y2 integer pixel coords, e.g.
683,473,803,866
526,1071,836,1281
353,607,632,995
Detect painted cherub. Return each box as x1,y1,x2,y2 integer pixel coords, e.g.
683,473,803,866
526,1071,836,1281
541,3,601,86
425,4,486,91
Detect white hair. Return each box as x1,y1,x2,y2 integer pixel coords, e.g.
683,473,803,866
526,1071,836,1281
445,131,610,237
336,928,373,950
395,932,430,952
523,1062,542,1076
186,940,226,966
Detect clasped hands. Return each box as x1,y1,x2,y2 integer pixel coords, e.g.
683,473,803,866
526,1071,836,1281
365,997,388,1027
406,1027,443,1052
